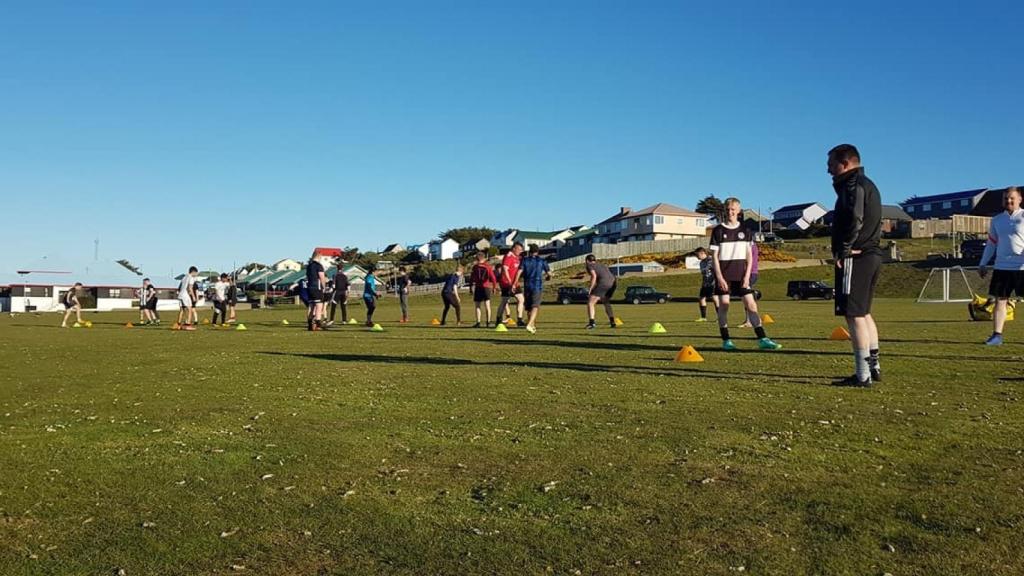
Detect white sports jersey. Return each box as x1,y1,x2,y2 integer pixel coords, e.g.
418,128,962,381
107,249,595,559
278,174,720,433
981,209,1024,271
178,275,195,301
213,281,228,302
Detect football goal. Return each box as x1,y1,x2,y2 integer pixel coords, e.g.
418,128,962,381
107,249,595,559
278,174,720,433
917,266,986,303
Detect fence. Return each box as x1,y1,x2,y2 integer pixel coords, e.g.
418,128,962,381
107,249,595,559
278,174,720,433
551,237,705,270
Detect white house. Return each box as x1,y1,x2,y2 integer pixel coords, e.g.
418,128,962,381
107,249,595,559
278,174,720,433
407,242,431,259
429,238,460,261
771,203,828,231
0,257,179,313
271,258,303,272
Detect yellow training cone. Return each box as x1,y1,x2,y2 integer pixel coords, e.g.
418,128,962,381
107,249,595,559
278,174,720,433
124,322,134,328
236,324,247,331
648,322,668,334
281,319,290,325
370,323,384,332
829,326,850,340
494,323,508,332
348,318,359,325
84,320,93,328
72,322,81,328
201,318,210,325
674,345,704,363
431,317,441,325
762,313,775,324
614,317,624,327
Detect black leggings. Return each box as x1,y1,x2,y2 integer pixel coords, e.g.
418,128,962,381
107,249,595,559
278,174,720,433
442,292,461,324
329,299,348,323
212,301,227,324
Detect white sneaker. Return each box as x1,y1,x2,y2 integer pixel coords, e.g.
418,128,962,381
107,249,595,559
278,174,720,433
526,325,536,334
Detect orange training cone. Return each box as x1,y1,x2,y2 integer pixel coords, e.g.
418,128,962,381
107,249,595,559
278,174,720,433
172,323,181,330
431,318,441,325
124,322,134,328
829,326,851,340
674,345,704,363
762,313,775,324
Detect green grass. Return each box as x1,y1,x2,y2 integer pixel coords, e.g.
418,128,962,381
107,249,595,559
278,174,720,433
1,291,1022,575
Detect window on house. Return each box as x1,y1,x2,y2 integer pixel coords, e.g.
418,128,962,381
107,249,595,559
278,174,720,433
697,218,706,228
654,215,664,225
25,287,32,295
621,221,628,231
960,199,969,207
942,201,951,209
109,289,121,298
906,205,914,213
923,204,931,212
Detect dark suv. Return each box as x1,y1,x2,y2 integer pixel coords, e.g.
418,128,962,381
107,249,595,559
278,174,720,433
787,280,834,300
557,286,590,304
960,239,987,261
624,286,671,304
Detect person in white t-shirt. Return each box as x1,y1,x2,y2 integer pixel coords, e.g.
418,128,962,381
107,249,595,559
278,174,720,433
211,273,229,325
176,266,199,331
978,187,1024,345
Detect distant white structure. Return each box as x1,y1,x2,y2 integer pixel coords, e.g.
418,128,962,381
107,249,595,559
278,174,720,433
429,238,460,261
271,258,303,271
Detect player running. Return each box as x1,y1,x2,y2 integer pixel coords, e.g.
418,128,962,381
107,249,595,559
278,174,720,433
710,198,781,351
584,254,617,329
520,244,551,334
829,144,883,386
470,252,498,328
978,186,1024,346
60,282,84,328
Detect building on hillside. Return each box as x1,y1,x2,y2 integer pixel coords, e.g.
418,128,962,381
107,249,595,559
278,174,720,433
490,227,586,251
381,243,405,254
407,242,431,259
594,204,708,244
0,257,178,313
428,238,460,261
900,189,987,219
771,202,828,231
271,258,302,272
457,238,491,258
609,261,665,275
965,187,1021,217
564,228,598,251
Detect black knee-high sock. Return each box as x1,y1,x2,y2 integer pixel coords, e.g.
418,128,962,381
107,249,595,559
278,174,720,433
754,326,766,339
700,304,707,319
719,326,730,341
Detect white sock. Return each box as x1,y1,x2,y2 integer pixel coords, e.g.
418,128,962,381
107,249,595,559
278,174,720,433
855,349,871,381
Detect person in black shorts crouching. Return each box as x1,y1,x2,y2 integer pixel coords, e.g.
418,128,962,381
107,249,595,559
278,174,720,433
584,254,617,329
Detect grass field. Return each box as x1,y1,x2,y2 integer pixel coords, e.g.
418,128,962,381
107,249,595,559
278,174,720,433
1,287,1022,574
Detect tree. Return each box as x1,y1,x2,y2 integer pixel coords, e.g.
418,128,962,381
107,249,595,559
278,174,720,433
440,227,497,246
695,195,725,221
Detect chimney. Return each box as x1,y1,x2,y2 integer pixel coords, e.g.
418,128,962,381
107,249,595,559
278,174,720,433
619,206,632,216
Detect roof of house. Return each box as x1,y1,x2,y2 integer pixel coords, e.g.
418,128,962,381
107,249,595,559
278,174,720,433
599,203,703,224
900,188,987,205
268,270,305,287
516,231,558,241
567,228,598,240
773,202,822,214
382,243,403,253
881,205,912,221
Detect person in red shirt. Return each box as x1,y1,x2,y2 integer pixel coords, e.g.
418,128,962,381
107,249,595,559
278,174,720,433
496,242,525,327
470,251,499,328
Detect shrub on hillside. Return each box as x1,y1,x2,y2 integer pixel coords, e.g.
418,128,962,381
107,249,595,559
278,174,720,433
757,244,796,262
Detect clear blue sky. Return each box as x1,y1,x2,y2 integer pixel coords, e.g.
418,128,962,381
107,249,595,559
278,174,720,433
1,0,1020,275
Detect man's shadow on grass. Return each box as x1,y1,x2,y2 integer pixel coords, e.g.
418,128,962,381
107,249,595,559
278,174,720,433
259,351,830,383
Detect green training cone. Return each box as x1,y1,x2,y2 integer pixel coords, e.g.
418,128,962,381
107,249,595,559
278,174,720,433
648,322,668,334
494,323,508,332
348,318,359,325
370,323,384,332
236,324,247,331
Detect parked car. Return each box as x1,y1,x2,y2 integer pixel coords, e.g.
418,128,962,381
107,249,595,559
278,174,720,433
960,238,987,260
787,280,834,300
624,285,671,304
557,286,590,304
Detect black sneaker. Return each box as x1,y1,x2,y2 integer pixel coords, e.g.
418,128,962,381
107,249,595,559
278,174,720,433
609,320,616,329
870,367,882,382
472,322,481,328
833,375,872,388
585,321,596,330
517,320,526,328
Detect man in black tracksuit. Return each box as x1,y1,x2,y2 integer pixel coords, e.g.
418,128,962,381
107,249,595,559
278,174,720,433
829,143,883,387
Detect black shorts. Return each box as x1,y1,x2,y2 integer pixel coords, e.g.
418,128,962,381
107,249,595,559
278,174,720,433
146,299,158,311
500,285,514,298
699,285,715,299
835,252,881,317
524,288,543,310
989,269,1024,298
590,282,616,300
333,293,348,304
474,286,492,303
308,287,323,303
715,280,754,298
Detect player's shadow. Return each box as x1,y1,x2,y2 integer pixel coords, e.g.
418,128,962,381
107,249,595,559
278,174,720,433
451,337,681,353
261,351,751,380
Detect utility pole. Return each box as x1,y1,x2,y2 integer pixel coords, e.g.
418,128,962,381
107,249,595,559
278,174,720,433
94,237,99,261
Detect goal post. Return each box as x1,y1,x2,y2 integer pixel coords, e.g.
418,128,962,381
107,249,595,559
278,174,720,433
917,266,986,303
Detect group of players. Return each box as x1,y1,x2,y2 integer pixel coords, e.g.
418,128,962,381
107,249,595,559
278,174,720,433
55,145,1024,387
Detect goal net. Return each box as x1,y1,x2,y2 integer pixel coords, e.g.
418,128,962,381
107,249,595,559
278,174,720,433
917,266,986,303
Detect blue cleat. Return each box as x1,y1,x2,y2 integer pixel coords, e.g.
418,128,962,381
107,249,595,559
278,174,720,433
984,333,1003,346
